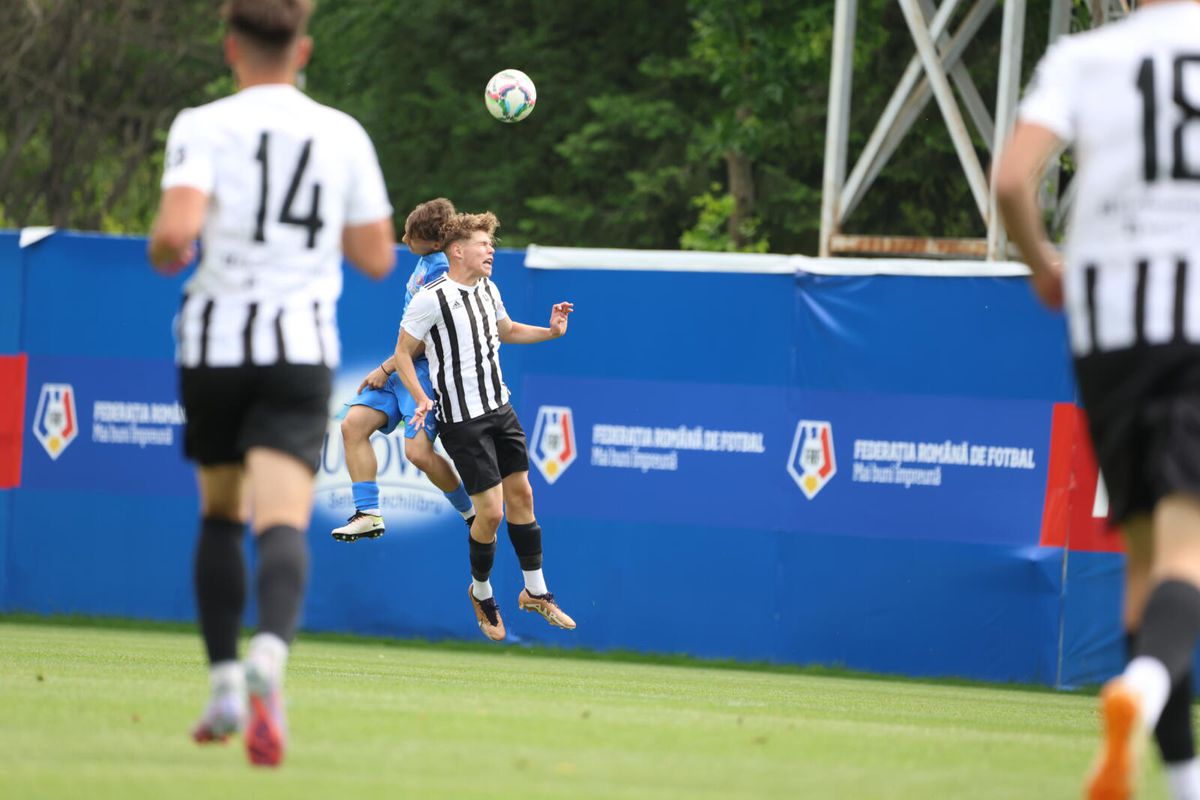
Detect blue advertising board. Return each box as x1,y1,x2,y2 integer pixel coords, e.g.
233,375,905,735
794,272,1075,401
523,376,1052,547
21,355,192,496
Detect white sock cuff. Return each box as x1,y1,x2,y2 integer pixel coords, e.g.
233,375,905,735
247,632,289,683
1125,656,1172,730
209,660,244,695
522,568,549,596
471,579,493,601
1166,758,1200,800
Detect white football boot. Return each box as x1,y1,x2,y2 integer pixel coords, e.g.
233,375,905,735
331,510,385,542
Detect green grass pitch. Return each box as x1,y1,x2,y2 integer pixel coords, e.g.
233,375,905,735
0,620,1170,799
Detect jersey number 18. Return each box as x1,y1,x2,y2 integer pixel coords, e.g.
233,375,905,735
1136,54,1200,182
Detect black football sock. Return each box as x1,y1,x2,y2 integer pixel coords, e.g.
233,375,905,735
506,521,543,571
255,525,309,644
1157,669,1196,763
194,517,246,664
1136,581,1200,685
469,534,497,582
1128,628,1195,762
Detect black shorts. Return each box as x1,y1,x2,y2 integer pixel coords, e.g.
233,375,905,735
437,403,530,496
179,364,332,473
1074,344,1200,523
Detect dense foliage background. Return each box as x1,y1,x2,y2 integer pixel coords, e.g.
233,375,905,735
0,0,1091,253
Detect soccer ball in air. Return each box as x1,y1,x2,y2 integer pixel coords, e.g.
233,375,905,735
485,69,536,123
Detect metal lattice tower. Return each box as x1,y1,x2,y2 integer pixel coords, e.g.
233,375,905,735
818,0,1131,260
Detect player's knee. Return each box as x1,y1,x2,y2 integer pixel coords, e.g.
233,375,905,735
474,508,503,536
505,481,534,514
340,410,372,442
404,442,435,472
476,519,502,541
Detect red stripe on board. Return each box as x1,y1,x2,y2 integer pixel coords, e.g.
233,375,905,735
1064,407,1123,554
1038,401,1122,553
0,354,28,488
1039,403,1075,549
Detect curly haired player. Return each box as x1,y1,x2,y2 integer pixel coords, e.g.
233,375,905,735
394,212,576,641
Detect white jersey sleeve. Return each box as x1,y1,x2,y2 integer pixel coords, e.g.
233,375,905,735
161,108,216,194
344,119,393,225
486,281,509,322
1018,38,1078,142
401,288,440,341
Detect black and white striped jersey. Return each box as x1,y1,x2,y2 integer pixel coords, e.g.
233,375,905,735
162,84,393,367
1019,3,1200,357
400,275,511,424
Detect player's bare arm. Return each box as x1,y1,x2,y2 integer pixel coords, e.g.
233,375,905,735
358,359,393,393
393,329,434,428
359,340,428,393
993,122,1065,309
342,218,397,279
148,186,207,274
498,301,574,344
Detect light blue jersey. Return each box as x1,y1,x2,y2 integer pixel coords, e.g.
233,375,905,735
343,250,450,440
403,251,449,320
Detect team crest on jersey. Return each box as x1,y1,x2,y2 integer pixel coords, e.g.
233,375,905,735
787,420,836,499
32,383,79,460
530,406,576,484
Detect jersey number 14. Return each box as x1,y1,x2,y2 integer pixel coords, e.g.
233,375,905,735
253,131,325,249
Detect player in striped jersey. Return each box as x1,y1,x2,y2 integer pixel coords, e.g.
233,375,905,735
394,212,576,641
331,198,476,543
996,2,1200,797
148,0,395,767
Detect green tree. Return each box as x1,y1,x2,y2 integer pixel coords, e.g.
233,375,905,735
0,0,225,232
680,1,820,251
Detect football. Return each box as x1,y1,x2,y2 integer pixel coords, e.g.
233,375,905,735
484,69,537,123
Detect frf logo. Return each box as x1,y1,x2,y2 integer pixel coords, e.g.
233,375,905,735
32,383,79,460
787,420,836,499
530,406,576,484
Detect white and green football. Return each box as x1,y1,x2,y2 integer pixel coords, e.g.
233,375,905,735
484,69,537,123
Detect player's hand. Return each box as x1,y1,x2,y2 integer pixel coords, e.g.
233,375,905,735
1030,243,1064,310
408,397,435,430
156,242,196,276
549,301,574,338
357,366,390,394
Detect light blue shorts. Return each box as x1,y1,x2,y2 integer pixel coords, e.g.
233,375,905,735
345,360,438,441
